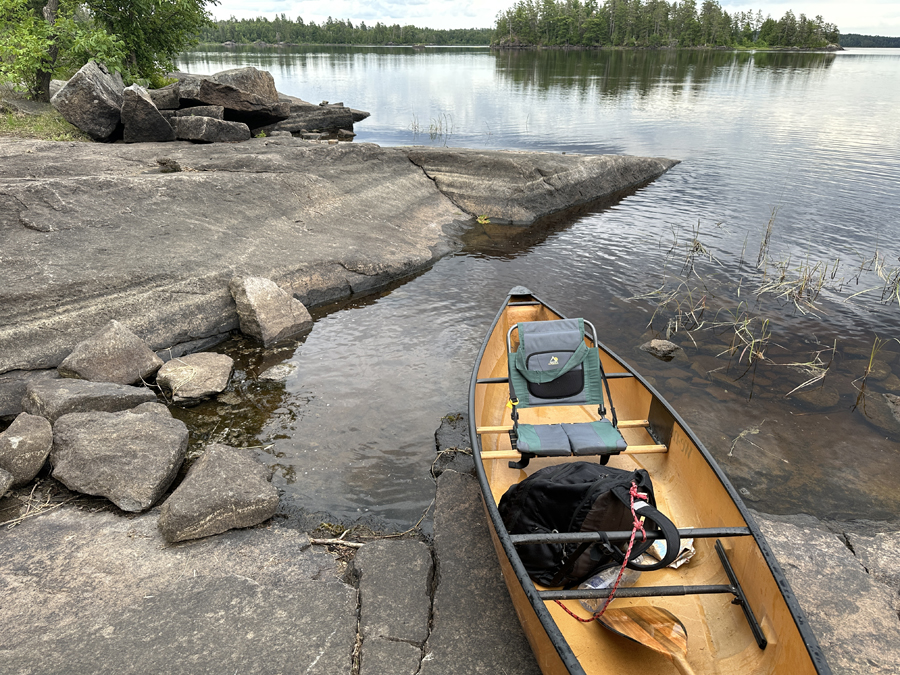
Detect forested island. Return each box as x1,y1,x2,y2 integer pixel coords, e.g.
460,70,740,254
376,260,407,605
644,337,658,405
493,0,840,49
199,17,492,46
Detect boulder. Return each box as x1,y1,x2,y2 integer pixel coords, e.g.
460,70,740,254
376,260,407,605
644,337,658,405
212,67,279,102
0,467,11,497
0,412,53,487
177,74,289,127
148,83,180,110
0,369,59,420
253,106,355,136
121,85,176,143
229,276,314,347
51,409,188,511
23,378,157,422
157,443,278,542
57,319,164,384
176,105,224,120
174,116,251,143
50,61,123,141
640,338,681,361
156,352,233,402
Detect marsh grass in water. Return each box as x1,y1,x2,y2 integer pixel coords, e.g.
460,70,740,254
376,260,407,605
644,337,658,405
634,211,900,400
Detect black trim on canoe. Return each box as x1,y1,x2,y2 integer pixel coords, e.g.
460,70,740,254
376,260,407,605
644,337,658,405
467,288,832,675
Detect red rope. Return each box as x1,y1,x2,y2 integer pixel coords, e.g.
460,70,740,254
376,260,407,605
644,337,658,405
555,481,648,623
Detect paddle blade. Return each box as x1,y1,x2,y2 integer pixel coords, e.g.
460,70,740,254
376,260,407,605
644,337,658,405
597,606,688,660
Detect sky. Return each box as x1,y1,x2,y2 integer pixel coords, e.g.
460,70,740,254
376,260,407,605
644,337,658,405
209,0,900,37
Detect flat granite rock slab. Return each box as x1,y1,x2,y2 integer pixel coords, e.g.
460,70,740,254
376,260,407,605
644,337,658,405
420,470,541,675
0,507,354,674
753,512,900,675
0,139,677,376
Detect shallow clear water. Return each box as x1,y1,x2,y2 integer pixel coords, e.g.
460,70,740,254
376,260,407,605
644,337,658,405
174,47,900,528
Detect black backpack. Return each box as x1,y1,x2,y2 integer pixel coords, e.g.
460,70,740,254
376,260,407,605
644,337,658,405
498,462,681,588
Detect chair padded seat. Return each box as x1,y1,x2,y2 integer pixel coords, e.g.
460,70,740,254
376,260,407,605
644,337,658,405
562,420,627,455
515,420,626,457
515,424,571,456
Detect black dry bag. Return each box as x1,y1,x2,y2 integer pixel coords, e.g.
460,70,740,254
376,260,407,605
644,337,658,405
498,462,681,588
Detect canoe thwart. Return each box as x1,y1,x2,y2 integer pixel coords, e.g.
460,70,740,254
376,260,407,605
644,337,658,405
510,526,752,546
479,443,666,460
716,539,768,649
541,584,737,601
477,419,649,434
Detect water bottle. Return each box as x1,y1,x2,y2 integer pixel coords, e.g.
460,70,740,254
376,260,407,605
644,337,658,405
577,556,644,613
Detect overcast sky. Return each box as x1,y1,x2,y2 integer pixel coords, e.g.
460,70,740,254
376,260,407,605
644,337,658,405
209,0,899,36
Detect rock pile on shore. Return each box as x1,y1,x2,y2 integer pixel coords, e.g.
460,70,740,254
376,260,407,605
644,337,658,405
50,61,369,143
0,274,314,542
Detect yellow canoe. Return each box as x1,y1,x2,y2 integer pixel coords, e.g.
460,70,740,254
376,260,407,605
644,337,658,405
467,287,830,675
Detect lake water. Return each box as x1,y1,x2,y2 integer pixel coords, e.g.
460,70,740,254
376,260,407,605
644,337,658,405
174,46,900,530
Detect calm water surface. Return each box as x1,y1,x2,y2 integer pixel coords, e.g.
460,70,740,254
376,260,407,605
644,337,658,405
174,47,900,529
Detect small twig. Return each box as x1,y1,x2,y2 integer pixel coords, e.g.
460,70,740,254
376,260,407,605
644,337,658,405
309,538,364,548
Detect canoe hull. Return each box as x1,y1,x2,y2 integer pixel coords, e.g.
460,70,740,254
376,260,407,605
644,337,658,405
468,288,830,675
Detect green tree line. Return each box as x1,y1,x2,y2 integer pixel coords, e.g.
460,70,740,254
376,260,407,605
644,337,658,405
839,34,900,48
199,15,493,46
493,0,840,48
1,0,213,100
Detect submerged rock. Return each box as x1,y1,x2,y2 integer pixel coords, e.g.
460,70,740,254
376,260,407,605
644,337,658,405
640,339,681,361
157,443,278,542
156,352,233,402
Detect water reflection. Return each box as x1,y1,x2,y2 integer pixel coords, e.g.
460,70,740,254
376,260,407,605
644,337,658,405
170,46,900,528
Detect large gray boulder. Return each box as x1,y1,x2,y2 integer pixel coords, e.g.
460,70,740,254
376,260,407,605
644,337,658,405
57,319,164,384
156,352,233,402
253,105,355,136
229,276,314,346
51,409,188,511
177,70,289,127
406,148,677,225
157,443,278,542
148,83,180,110
23,378,157,422
0,412,53,487
176,105,224,120
212,67,279,102
174,115,251,143
50,61,123,141
121,84,176,143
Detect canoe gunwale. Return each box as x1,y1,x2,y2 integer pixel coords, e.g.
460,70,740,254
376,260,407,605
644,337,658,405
466,288,832,675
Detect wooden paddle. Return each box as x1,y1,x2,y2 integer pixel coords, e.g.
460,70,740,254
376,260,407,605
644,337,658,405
596,606,696,675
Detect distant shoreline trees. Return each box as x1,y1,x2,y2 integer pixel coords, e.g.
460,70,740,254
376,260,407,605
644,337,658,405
197,16,493,46
840,34,900,48
492,1,840,49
